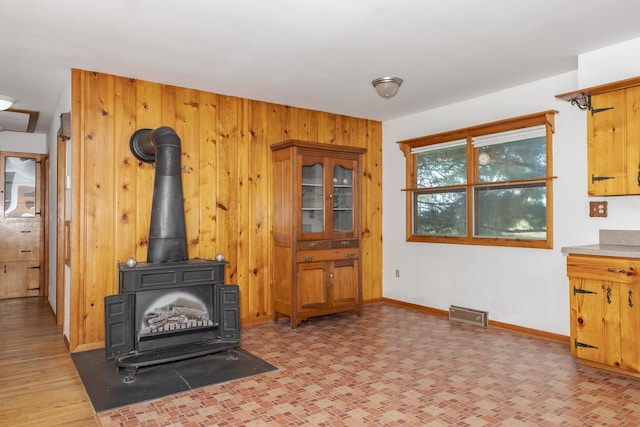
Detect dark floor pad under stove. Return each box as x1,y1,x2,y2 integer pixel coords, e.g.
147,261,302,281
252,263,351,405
71,347,277,412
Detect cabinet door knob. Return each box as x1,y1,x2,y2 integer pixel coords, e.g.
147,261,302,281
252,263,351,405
328,273,334,278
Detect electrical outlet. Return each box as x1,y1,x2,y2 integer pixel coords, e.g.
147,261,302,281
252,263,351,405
589,201,608,217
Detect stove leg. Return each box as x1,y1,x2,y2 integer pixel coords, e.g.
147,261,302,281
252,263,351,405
123,367,138,384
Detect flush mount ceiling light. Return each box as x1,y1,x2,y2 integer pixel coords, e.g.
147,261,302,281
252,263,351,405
0,95,16,111
371,77,403,99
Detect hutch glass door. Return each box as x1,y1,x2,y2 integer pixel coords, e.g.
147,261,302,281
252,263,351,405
332,164,353,233
301,162,324,234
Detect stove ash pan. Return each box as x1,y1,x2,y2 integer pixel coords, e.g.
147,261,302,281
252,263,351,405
104,259,240,370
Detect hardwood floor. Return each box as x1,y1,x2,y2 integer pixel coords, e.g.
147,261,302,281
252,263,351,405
0,297,98,426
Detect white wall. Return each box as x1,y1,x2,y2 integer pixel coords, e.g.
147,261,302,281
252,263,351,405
45,74,72,336
382,45,640,336
0,131,46,153
578,37,640,87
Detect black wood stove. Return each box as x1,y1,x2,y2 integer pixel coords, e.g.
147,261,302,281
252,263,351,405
104,127,240,383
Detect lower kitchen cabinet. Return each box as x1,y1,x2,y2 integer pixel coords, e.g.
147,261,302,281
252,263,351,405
567,254,640,374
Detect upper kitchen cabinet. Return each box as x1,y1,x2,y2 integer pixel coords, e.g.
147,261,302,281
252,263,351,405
557,76,640,196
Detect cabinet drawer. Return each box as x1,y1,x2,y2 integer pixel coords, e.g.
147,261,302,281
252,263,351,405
3,240,40,262
0,221,40,242
297,248,360,263
330,239,359,249
567,254,640,283
0,221,40,262
297,239,360,251
297,240,332,250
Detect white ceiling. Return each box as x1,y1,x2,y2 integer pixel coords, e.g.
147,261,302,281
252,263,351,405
3,0,640,134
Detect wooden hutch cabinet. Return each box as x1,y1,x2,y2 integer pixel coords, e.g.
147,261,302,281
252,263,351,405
0,151,43,299
271,140,365,328
567,254,640,375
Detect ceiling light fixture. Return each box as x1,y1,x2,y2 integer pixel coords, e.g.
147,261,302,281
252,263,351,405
372,77,403,99
0,95,16,111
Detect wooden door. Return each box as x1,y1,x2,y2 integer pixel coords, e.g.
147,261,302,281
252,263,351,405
297,261,328,312
330,258,358,307
329,157,360,240
601,281,621,368
624,86,640,195
619,282,640,372
587,90,626,195
570,276,605,363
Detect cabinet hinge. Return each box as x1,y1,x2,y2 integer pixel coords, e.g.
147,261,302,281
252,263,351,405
592,174,615,183
574,339,599,349
592,106,614,115
573,286,597,295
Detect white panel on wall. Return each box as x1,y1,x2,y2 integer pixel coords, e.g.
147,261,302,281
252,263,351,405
0,131,47,154
578,37,640,87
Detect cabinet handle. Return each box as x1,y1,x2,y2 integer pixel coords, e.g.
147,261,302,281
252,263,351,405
20,230,31,233
607,286,612,305
303,255,313,262
21,250,31,253
637,171,640,187
347,252,355,257
308,242,319,249
340,241,350,247
607,267,635,276
629,290,634,308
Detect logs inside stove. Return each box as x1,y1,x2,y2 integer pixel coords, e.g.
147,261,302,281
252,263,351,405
104,127,240,383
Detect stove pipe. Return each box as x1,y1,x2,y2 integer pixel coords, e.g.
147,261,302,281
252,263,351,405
130,126,188,263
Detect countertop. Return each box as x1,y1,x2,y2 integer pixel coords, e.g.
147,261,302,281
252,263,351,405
561,230,640,258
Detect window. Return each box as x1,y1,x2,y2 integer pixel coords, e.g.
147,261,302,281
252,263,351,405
397,111,556,248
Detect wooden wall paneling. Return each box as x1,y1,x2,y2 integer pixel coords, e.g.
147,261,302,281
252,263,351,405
113,76,137,280
335,114,347,146
318,111,337,144
268,103,288,144
371,120,383,299
134,80,162,262
161,85,177,129
363,121,383,300
215,95,240,284
69,69,382,349
297,108,311,141
236,99,251,320
174,87,201,258
83,72,116,345
285,105,298,140
69,69,83,351
248,100,270,321
197,92,218,259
